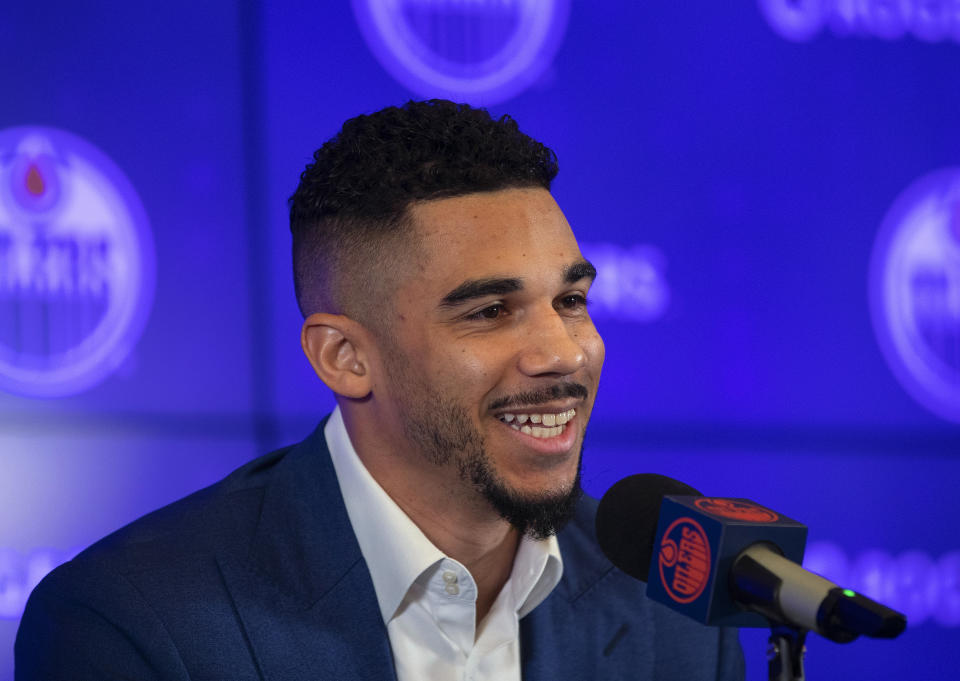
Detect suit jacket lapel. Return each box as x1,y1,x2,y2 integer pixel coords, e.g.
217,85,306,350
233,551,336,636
521,500,656,681
216,424,397,681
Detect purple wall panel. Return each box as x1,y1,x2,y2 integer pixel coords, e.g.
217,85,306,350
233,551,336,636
1,1,958,680
0,3,254,416
0,3,258,679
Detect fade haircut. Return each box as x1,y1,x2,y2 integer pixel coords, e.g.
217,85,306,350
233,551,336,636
289,99,559,321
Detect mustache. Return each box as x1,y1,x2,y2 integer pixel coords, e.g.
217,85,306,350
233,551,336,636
488,383,589,411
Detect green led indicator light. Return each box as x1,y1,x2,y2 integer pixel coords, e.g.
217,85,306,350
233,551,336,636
842,589,857,598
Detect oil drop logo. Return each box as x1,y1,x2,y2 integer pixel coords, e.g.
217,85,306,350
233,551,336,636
351,0,571,104
0,127,155,397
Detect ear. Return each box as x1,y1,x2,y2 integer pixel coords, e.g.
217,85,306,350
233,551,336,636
301,313,373,399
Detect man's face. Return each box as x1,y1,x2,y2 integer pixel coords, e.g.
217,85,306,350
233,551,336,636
374,187,604,537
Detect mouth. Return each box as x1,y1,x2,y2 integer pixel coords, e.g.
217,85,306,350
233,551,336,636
496,408,577,439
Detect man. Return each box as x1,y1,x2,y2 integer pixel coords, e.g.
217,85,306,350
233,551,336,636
16,100,744,680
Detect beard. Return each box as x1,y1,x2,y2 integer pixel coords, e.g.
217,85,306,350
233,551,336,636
462,442,584,541
385,356,584,539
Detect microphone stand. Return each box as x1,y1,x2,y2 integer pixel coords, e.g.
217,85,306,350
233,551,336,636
767,624,807,681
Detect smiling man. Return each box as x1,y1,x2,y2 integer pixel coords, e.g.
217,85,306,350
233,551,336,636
16,101,743,680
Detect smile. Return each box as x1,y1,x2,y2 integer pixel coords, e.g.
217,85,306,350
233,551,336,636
497,409,576,439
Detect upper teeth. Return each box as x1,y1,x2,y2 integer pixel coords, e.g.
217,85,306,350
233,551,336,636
500,409,575,426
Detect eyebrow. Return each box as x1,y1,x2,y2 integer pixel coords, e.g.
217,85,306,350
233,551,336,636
564,259,597,284
439,277,522,308
437,258,598,309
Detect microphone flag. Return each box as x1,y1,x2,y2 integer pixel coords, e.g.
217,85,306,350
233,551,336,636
646,495,807,628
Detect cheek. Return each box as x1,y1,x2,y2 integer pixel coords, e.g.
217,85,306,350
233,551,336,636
439,346,503,383
427,344,513,404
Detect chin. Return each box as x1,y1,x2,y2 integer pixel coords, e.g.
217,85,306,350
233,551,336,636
466,444,585,540
491,474,584,540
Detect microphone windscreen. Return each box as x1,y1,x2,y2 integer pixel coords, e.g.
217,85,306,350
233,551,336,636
595,473,701,581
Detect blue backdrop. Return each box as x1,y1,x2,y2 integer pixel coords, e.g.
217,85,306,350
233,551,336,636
1,2,958,679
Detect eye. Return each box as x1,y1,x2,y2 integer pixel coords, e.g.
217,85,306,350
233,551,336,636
557,294,588,311
466,303,506,321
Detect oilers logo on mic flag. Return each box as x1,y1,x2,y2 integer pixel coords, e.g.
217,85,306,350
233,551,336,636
694,498,780,524
647,496,807,627
658,517,712,604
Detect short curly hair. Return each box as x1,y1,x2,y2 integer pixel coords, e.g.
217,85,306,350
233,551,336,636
289,100,559,318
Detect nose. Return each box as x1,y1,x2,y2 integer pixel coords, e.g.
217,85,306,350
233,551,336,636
516,308,587,377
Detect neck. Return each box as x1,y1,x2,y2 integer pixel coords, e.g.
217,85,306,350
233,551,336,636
341,405,522,623
391,480,521,624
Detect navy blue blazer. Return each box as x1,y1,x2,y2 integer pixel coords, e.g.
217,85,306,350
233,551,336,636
16,422,744,680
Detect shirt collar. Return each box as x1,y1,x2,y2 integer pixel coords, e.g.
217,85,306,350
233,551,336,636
513,529,563,618
324,406,563,624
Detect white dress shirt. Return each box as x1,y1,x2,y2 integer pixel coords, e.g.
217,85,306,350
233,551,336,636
325,407,563,681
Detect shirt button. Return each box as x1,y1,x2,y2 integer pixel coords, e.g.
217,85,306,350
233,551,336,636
442,570,458,584
445,583,460,596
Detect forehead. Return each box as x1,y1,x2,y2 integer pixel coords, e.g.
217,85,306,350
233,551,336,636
406,187,582,288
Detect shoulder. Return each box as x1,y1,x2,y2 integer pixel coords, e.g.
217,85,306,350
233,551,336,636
15,440,312,680
20,439,298,587
72,443,296,571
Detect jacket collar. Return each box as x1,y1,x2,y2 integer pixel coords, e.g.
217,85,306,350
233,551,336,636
521,496,629,681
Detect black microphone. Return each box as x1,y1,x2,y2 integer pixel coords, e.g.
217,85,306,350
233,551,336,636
595,474,907,643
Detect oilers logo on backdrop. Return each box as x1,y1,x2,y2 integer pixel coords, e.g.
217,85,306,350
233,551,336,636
870,168,960,423
759,0,960,43
658,517,711,604
351,0,571,104
0,127,154,397
804,542,960,628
